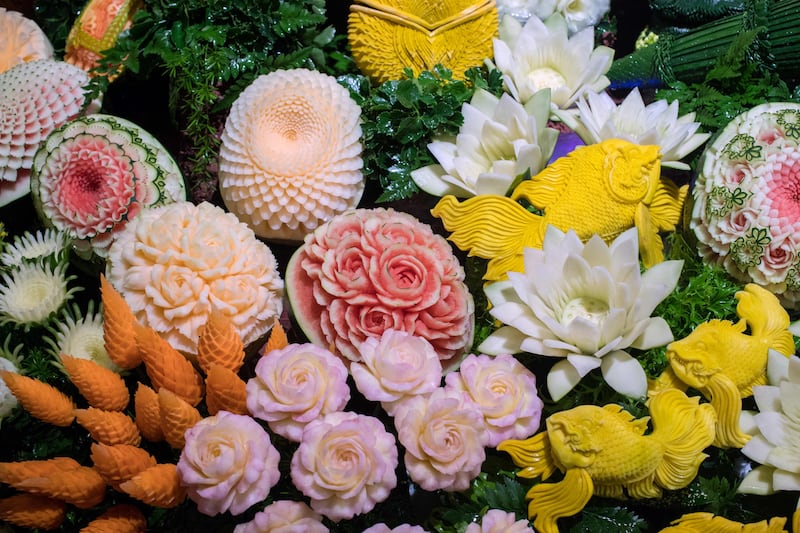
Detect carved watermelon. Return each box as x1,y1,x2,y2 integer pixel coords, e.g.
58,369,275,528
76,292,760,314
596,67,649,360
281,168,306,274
285,208,475,372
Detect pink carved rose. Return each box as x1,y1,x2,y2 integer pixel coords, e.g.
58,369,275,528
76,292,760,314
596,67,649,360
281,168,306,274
287,208,474,371
351,329,442,415
290,411,398,521
394,388,488,492
444,353,543,447
362,524,430,533
176,411,281,516
464,509,534,533
246,343,350,442
233,500,329,533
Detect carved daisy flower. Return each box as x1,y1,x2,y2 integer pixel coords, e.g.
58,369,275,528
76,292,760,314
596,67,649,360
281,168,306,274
411,88,558,198
479,226,682,401
492,13,614,109
565,87,711,170
0,262,80,331
44,302,119,372
0,228,69,268
219,68,364,242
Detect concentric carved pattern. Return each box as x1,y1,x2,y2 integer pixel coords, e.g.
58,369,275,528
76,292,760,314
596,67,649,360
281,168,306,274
348,0,498,83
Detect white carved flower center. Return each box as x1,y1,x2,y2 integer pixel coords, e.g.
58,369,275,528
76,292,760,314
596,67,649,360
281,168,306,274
527,67,566,92
560,296,610,326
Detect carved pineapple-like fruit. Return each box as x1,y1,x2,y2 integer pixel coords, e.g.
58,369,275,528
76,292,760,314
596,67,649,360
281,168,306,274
118,463,186,508
0,457,81,486
0,493,66,530
16,465,106,509
134,322,204,406
158,388,202,449
80,503,147,533
205,364,248,415
196,309,245,374
100,274,141,369
90,442,157,489
75,407,142,446
0,370,76,426
133,383,164,443
348,0,498,83
61,354,129,411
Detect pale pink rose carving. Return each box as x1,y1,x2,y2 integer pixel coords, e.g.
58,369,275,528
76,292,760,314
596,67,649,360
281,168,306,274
246,343,350,442
233,500,329,533
444,353,543,447
177,411,281,516
291,411,398,521
464,509,534,533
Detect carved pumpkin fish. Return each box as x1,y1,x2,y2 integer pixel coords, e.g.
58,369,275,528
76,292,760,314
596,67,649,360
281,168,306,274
499,388,716,533
658,511,790,533
431,138,687,281
658,283,795,448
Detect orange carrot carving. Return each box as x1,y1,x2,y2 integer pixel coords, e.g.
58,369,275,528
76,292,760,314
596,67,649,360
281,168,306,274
74,407,141,446
0,370,76,427
118,463,186,508
196,309,245,374
158,388,202,449
205,364,248,416
100,274,141,370
134,322,204,406
0,493,66,530
61,354,129,411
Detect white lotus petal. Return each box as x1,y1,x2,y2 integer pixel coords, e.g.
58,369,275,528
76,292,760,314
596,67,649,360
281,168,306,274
567,353,602,376
742,434,779,465
767,349,791,385
768,446,800,474
756,412,788,446
547,359,583,401
752,385,782,414
629,317,674,350
737,465,776,495
410,165,470,197
478,326,529,355
600,350,647,399
773,469,800,491
780,381,800,422
740,410,758,435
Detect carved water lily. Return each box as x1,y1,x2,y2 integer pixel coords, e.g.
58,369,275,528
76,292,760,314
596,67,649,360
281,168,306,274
738,350,800,498
564,87,710,170
479,226,682,401
411,88,558,198
491,13,613,109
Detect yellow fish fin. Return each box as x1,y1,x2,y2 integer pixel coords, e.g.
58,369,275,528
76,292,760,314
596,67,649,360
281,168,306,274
667,512,788,533
735,284,794,355
645,178,688,232
648,389,716,489
626,473,661,499
528,468,593,533
705,374,751,449
510,159,570,209
635,203,665,267
497,432,558,481
432,194,543,281
593,483,624,499
648,367,689,397
740,373,768,398
603,404,650,436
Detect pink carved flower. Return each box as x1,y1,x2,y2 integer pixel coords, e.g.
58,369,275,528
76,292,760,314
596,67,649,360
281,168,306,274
444,353,543,447
362,524,429,533
31,114,185,257
0,59,99,207
394,388,488,492
287,208,474,371
0,8,53,73
177,411,281,516
246,343,350,442
233,500,329,533
692,102,800,307
291,411,398,521
464,509,534,533
106,201,284,357
350,329,442,416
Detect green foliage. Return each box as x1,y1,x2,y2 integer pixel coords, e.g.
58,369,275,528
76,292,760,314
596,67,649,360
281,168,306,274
567,505,646,533
32,0,85,55
85,0,345,201
347,65,504,203
656,27,798,136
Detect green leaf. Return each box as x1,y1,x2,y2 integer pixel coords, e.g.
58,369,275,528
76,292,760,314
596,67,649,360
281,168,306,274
569,506,646,533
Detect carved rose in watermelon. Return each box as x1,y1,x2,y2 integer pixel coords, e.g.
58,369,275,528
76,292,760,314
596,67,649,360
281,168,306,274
286,208,474,371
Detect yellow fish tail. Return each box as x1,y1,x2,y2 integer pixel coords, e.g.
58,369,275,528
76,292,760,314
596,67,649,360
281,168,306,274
431,194,543,281
664,512,789,533
735,284,794,356
528,468,593,533
648,389,716,490
706,374,751,449
497,432,557,481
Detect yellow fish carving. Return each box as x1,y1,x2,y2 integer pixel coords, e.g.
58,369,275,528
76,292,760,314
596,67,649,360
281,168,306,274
657,283,795,449
499,388,716,533
431,139,687,282
659,512,789,533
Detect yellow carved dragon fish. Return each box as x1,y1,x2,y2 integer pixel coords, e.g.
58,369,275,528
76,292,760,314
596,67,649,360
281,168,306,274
498,388,716,533
431,139,687,282
655,283,795,449
658,511,790,533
